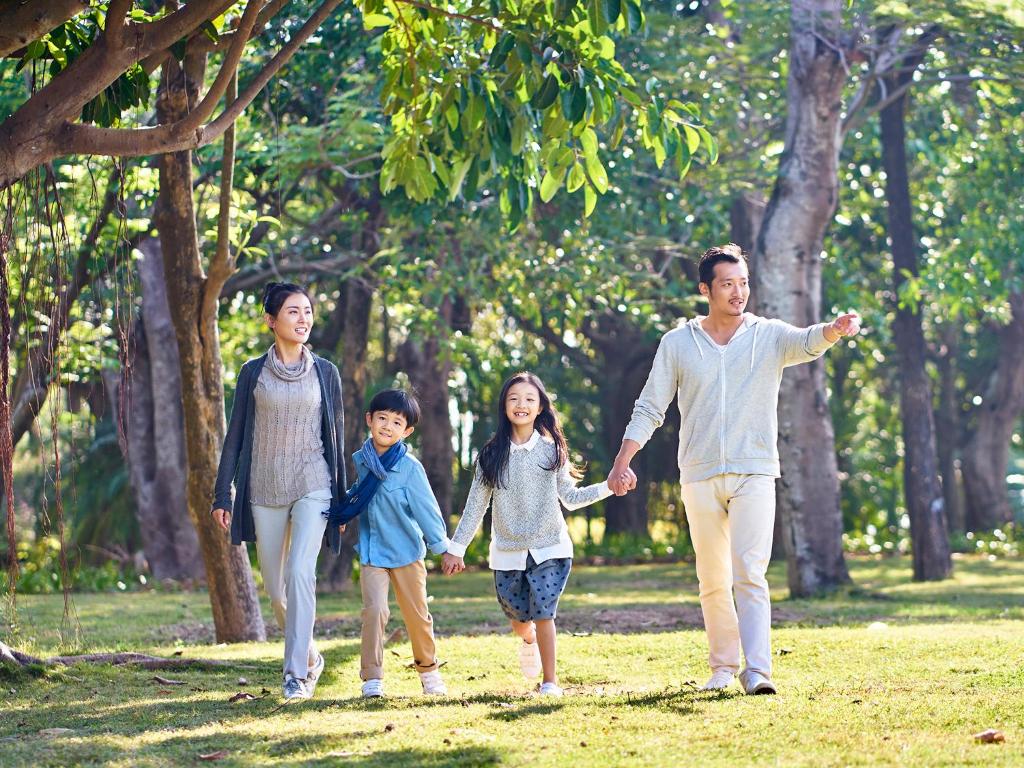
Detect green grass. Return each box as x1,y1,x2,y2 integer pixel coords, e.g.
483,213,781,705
2,555,1023,767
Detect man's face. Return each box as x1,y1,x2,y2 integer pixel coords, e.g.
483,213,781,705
700,260,750,317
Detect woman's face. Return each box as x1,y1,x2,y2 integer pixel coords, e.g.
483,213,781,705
504,381,541,430
267,292,313,344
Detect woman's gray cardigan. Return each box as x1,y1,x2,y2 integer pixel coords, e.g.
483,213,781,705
211,352,347,554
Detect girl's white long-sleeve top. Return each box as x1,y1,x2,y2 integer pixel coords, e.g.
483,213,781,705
447,430,611,569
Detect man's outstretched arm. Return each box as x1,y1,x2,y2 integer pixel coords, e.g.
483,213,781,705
823,311,861,343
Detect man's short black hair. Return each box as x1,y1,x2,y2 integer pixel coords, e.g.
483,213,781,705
368,389,421,427
698,243,748,288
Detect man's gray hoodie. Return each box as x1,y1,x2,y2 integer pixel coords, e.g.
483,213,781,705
623,313,835,484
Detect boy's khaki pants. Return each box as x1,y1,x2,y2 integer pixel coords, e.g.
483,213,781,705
680,473,776,678
360,560,439,680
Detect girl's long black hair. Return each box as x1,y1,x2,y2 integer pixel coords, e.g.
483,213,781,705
477,371,582,488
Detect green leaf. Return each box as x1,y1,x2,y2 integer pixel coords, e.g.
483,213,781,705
539,165,568,203
584,153,608,194
489,33,516,68
530,74,560,110
625,0,643,33
580,126,598,159
554,0,580,21
584,181,597,216
362,13,392,28
511,113,528,155
567,162,586,193
619,88,642,108
603,0,622,25
448,157,473,201
562,84,587,123
697,126,719,163
683,124,701,154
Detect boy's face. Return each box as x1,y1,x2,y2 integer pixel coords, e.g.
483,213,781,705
366,410,414,451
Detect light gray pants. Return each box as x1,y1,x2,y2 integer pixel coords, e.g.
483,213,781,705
251,488,330,681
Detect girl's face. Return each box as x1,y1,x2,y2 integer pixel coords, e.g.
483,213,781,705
505,381,541,429
267,293,313,344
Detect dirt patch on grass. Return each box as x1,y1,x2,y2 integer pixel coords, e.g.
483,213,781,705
150,614,364,645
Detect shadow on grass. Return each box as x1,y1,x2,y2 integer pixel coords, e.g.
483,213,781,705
295,746,503,767
486,701,564,721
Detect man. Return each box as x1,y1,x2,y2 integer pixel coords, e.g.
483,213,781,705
607,244,859,695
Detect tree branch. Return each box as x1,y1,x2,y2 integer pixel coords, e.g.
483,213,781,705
203,71,239,321
59,0,344,158
104,0,135,48
0,0,89,58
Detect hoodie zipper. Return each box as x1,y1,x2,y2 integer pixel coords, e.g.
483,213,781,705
718,346,726,465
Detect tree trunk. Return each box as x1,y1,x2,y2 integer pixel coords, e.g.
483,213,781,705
154,54,264,642
879,72,951,581
318,276,375,590
933,324,966,534
961,292,1024,531
106,238,203,582
750,0,850,596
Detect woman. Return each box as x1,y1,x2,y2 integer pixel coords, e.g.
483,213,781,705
211,282,346,700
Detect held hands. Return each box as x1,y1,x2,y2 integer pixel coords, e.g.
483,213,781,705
607,463,638,496
829,311,862,339
441,552,465,576
212,508,231,531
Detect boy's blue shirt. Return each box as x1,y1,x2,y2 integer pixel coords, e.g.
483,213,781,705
354,449,451,568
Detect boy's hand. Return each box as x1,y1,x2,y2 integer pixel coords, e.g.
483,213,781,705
441,553,465,575
338,524,346,535
212,508,231,531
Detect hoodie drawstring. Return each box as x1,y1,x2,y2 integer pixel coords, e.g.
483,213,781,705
689,322,705,360
750,322,759,373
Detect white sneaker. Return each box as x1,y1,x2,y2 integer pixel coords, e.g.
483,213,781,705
701,670,736,691
419,669,447,695
306,653,325,696
538,682,563,697
283,677,311,700
518,640,542,680
739,669,777,695
361,678,385,698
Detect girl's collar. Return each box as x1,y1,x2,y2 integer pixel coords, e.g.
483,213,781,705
510,430,541,451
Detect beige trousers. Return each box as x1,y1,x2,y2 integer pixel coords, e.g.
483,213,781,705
360,560,438,680
681,473,776,678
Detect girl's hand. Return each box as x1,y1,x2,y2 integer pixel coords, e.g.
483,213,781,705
212,508,231,531
442,553,465,575
338,524,346,535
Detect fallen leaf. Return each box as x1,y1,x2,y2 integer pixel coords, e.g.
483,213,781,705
229,692,257,703
867,621,888,631
237,677,249,686
974,729,1005,744
497,702,514,709
172,650,184,656
156,689,174,695
260,688,271,696
443,738,452,745
777,647,794,656
384,723,395,732
580,741,588,747
152,675,185,686
39,728,74,737
571,631,592,637
198,750,230,760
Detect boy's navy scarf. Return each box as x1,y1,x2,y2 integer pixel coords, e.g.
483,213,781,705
326,439,408,527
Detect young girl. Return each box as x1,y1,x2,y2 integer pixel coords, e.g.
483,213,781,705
442,372,612,696
211,282,346,701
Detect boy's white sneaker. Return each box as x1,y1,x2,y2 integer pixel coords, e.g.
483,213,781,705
701,670,736,691
283,677,311,700
419,669,448,695
361,678,385,698
739,669,777,695
518,640,542,680
538,682,563,697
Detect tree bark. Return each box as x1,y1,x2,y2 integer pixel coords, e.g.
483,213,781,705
154,54,264,642
879,69,951,581
107,238,203,582
318,276,375,591
750,0,850,596
961,291,1024,531
933,324,966,534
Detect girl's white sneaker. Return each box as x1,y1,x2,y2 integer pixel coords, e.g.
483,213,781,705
538,682,563,697
518,640,542,679
702,670,736,691
361,678,385,698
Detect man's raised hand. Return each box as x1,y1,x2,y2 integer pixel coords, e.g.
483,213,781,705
830,311,862,338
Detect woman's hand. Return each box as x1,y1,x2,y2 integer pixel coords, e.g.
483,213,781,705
338,524,346,535
441,553,465,576
212,508,231,531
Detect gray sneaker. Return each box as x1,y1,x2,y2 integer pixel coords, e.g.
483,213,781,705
283,677,311,700
306,653,326,696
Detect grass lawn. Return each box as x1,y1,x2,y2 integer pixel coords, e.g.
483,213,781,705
2,554,1023,767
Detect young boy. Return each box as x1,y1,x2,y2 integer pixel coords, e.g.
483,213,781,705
351,389,450,697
